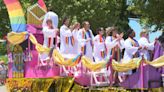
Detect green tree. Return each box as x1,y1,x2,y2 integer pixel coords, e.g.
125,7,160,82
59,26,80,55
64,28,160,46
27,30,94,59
128,0,164,32
48,0,130,34
0,0,10,38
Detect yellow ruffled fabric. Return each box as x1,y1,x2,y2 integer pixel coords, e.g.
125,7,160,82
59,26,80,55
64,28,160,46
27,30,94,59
7,32,50,54
52,50,107,71
52,49,80,67
145,56,164,68
81,56,107,71
7,32,28,45
112,56,164,72
112,58,141,72
29,34,50,53
7,32,164,72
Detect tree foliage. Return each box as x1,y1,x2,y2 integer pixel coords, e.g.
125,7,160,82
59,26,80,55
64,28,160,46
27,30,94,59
128,0,164,32
0,0,10,38
48,0,130,34
1,0,164,37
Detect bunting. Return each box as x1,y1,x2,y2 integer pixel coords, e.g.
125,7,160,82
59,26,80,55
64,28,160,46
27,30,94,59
7,32,164,72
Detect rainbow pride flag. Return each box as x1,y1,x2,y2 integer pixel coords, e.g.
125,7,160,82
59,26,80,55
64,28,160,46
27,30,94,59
3,0,26,32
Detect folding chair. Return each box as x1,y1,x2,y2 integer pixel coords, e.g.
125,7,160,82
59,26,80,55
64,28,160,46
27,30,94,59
36,53,51,70
90,68,110,87
59,54,78,77
90,59,110,87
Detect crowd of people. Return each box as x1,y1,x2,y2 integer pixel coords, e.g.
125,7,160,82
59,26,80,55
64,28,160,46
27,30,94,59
41,11,164,85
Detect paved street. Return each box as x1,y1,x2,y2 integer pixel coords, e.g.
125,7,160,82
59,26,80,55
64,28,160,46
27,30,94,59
0,85,7,92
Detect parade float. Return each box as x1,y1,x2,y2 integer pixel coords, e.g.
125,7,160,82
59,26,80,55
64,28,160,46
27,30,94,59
2,0,164,92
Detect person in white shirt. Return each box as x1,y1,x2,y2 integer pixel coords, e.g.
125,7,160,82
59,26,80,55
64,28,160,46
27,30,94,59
41,14,59,66
138,29,154,60
42,19,59,48
105,27,124,86
121,29,142,80
93,27,106,61
60,17,74,54
123,29,141,62
105,27,124,61
77,21,94,61
72,22,80,55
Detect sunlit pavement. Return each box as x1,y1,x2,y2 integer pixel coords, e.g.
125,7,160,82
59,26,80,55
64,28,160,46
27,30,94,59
0,85,7,92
